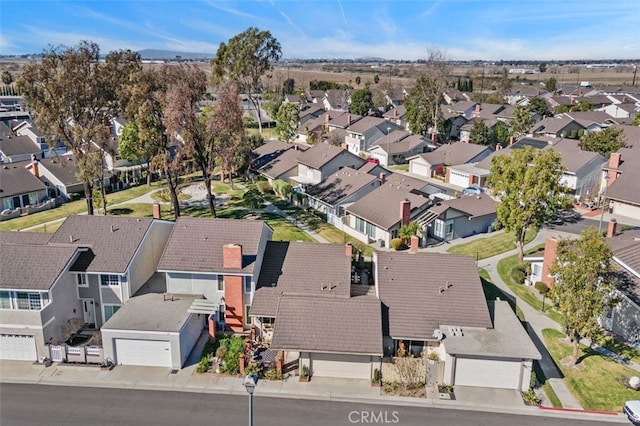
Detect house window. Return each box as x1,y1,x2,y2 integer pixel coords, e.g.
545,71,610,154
100,274,119,286
365,222,376,239
218,304,226,323
103,305,121,322
77,274,88,287
16,292,41,310
217,276,224,291
532,264,542,280
244,276,251,293
0,291,11,309
355,217,365,233
244,305,251,325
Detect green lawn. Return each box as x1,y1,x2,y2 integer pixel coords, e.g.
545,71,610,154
388,164,409,172
542,328,639,412
496,249,564,324
596,334,640,365
446,228,537,259
478,268,525,323
260,212,314,242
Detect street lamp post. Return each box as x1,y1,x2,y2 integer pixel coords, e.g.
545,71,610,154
387,127,391,166
243,374,257,426
598,173,611,233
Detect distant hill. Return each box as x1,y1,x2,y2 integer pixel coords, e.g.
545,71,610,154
137,49,214,61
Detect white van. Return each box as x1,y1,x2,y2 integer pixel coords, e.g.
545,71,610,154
624,400,640,425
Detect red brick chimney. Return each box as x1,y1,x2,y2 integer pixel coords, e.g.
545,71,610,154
474,104,481,118
223,244,243,269
400,199,411,226
509,136,516,145
30,154,39,177
345,243,353,258
607,152,621,184
152,203,161,219
410,235,419,253
380,172,386,184
541,237,558,289
340,142,347,150
325,113,330,123
431,132,438,143
607,219,617,238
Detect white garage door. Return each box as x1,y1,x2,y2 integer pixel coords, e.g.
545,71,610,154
0,334,37,361
311,353,371,379
410,161,429,177
455,357,522,389
115,339,172,367
448,172,470,188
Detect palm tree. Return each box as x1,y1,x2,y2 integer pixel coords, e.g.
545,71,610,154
398,222,420,243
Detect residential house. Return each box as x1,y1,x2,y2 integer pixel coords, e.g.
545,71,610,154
47,215,174,328
383,105,408,130
419,195,498,242
291,142,366,187
323,89,350,111
442,89,472,105
0,231,85,361
531,116,586,139
305,167,381,227
369,133,430,166
344,116,404,155
376,251,540,390
344,174,432,247
562,111,618,132
251,139,294,172
0,134,41,163
258,145,307,184
602,125,640,219
252,241,382,380
384,88,408,108
0,160,48,211
599,103,640,120
408,142,493,186
31,156,84,199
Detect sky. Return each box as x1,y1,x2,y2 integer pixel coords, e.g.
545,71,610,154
1,0,639,60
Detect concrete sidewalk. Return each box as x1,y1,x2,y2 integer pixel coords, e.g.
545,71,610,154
0,360,627,423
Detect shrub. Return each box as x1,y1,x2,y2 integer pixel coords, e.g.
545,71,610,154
264,369,283,380
391,238,404,250
221,336,244,374
215,346,228,360
534,281,550,295
427,352,440,361
301,365,309,378
522,389,541,406
196,357,210,374
510,264,528,284
373,368,381,383
245,362,261,377
256,181,272,195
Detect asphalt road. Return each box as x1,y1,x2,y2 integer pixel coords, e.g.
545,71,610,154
0,384,622,426
545,217,601,235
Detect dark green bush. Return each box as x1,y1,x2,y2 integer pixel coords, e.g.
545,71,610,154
534,281,550,295
510,264,528,284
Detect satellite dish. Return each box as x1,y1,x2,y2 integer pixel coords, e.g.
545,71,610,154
433,329,444,341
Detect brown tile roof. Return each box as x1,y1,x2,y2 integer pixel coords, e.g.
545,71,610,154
413,142,490,167
1,242,79,290
564,111,616,125
297,142,353,169
305,167,378,206
602,125,640,205
38,156,82,186
0,161,47,198
376,251,492,340
259,147,305,179
327,111,363,129
0,135,40,157
434,195,497,218
346,116,387,135
546,138,606,173
346,176,431,230
48,215,154,274
271,294,382,355
383,105,406,118
253,241,352,316
158,217,269,274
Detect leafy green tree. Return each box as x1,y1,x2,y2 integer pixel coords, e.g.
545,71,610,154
632,112,640,126
554,105,569,114
1,70,12,85
528,97,550,117
550,228,618,365
497,67,512,98
488,146,570,263
118,121,144,168
350,88,373,116
355,76,361,87
405,76,439,136
544,77,557,92
262,88,283,122
578,127,626,157
275,102,299,143
509,105,534,139
398,221,420,242
211,27,282,133
491,121,510,147
571,100,594,112
470,120,490,145
17,41,141,215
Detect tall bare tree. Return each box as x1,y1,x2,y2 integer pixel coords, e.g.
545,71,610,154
17,41,140,214
211,27,282,132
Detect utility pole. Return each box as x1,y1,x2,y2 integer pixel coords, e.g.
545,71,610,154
633,64,637,86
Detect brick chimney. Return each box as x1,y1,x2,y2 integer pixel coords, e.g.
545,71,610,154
410,235,419,253
541,237,558,289
30,154,39,177
380,172,386,184
345,243,353,258
431,132,438,143
223,244,243,269
393,109,397,118
347,114,352,126
509,136,516,145
152,203,161,219
325,113,330,123
400,199,411,226
340,142,348,150
607,219,618,238
474,104,481,118
607,152,621,185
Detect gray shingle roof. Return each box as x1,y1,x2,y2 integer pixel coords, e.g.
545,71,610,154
48,215,154,274
271,294,382,355
158,217,269,274
38,156,82,186
546,138,606,174
0,230,51,245
433,195,497,218
259,146,305,179
297,142,351,170
346,116,386,135
305,167,378,206
0,161,47,198
0,135,40,157
414,142,490,166
606,125,640,205
253,241,352,316
1,242,79,290
376,251,492,340
346,175,431,230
